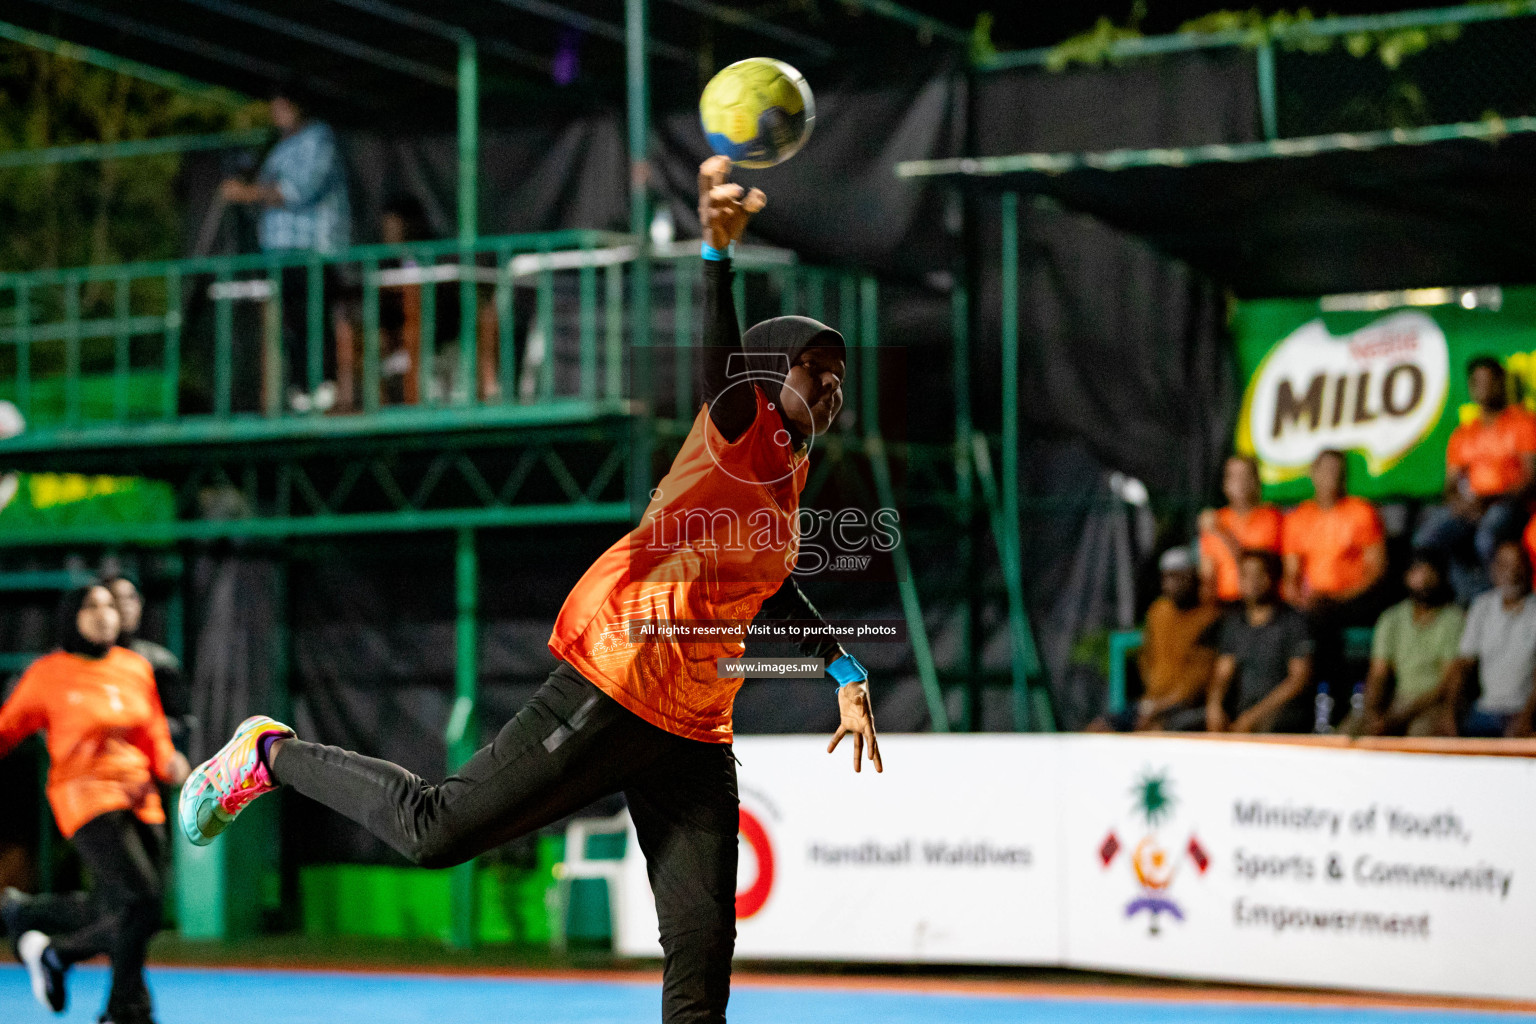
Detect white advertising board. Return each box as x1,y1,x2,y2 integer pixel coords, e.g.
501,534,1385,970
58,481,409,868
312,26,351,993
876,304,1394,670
613,734,1536,1000
1061,735,1536,1000
615,734,1063,963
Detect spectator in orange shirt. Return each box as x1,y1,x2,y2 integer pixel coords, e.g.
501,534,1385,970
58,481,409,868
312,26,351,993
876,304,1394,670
1282,449,1388,704
1415,356,1536,602
1199,455,1284,604
0,584,190,1023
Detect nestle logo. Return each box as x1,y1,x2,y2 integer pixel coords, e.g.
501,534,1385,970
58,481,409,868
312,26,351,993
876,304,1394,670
1348,330,1420,362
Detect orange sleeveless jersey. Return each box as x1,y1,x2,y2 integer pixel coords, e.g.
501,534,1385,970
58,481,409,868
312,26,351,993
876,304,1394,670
0,647,175,838
550,388,808,743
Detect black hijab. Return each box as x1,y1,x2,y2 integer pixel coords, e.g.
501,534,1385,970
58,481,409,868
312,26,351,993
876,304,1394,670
56,584,115,659
740,315,845,442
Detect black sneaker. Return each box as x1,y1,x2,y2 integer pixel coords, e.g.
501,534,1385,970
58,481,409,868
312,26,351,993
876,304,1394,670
18,930,66,1012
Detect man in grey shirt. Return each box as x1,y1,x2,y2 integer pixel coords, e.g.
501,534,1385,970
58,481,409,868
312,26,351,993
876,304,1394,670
1447,540,1536,737
1208,550,1316,734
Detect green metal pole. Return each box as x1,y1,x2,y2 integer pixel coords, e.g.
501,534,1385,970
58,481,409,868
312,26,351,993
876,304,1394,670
14,282,31,420
448,527,479,948
627,0,649,264
999,192,1031,731
952,267,978,730
1256,39,1279,141
0,19,246,106
63,276,81,427
627,0,655,514
852,0,970,43
161,271,181,420
0,131,268,170
114,275,131,422
166,556,187,663
859,278,949,733
214,270,233,419
306,257,324,393
457,38,480,405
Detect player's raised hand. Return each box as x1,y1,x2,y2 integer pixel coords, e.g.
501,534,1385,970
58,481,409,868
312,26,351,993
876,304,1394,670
698,155,765,251
828,681,883,774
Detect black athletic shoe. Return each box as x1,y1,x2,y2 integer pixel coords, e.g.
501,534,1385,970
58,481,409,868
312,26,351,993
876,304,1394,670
18,930,66,1013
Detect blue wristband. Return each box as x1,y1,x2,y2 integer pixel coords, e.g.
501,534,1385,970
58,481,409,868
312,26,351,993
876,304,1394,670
701,241,734,261
828,653,868,688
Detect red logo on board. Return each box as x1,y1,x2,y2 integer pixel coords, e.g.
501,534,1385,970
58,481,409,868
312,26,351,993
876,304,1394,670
736,807,776,919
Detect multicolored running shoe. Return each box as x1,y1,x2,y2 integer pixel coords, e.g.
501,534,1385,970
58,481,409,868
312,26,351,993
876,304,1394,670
179,715,294,846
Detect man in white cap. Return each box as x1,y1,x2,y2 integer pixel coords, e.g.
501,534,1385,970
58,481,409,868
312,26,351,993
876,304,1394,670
1092,546,1220,731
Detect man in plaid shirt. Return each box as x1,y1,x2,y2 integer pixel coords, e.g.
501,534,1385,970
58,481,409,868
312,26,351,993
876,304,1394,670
221,82,351,411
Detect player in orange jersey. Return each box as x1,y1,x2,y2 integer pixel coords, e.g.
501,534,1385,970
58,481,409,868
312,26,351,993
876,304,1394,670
0,583,190,1024
181,157,882,1024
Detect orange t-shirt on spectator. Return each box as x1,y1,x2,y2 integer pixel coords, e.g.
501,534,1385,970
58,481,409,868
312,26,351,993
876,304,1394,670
1446,405,1536,497
1282,496,1384,599
1199,505,1284,603
0,647,175,838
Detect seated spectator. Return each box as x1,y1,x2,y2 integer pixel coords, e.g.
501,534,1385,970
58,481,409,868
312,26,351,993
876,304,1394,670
1361,553,1465,737
1445,540,1536,738
1198,455,1283,605
1089,547,1220,732
1281,449,1387,695
1207,550,1315,734
1416,357,1536,603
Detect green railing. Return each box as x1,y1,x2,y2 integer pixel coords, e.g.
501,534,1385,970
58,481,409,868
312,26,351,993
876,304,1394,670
979,0,1536,142
0,231,872,438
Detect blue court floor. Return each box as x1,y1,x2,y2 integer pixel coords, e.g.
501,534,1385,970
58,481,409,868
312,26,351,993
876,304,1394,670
3,965,1535,1024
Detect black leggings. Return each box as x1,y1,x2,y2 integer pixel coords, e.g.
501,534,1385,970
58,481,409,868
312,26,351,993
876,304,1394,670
13,811,164,1019
272,662,739,1024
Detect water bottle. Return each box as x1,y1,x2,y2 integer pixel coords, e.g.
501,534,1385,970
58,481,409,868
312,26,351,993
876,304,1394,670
1314,682,1334,734
1350,681,1367,719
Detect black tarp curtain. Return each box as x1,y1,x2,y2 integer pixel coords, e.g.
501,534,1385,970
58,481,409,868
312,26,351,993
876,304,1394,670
160,53,1255,861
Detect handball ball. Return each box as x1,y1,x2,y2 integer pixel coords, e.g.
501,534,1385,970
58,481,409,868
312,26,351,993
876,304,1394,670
699,58,814,169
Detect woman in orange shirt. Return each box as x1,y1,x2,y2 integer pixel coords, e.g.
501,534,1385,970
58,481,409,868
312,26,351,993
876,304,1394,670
1199,455,1284,604
179,159,882,1024
0,583,189,1024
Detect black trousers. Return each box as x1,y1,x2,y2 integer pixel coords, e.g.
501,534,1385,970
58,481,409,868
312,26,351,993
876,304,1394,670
272,662,739,1023
13,811,165,1019
1307,588,1389,698
278,264,337,392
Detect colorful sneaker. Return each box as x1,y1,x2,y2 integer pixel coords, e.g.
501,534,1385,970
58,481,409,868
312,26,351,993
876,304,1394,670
178,715,294,847
18,930,65,1012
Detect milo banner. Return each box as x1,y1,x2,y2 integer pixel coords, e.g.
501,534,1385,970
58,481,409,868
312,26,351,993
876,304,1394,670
1233,287,1536,501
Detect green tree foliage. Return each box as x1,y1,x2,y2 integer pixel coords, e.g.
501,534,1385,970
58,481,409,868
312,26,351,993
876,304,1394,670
1045,5,1463,72
0,40,262,276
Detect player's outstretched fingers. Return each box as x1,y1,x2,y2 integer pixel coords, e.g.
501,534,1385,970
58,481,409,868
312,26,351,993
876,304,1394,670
709,183,745,207
699,155,731,193
869,732,883,773
743,188,767,215
828,726,849,759
853,731,864,773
